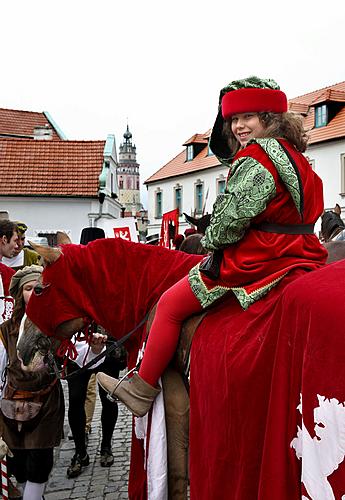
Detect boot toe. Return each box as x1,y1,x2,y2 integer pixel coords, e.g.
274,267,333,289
96,372,119,393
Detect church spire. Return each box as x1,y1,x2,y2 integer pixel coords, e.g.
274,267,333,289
117,124,141,213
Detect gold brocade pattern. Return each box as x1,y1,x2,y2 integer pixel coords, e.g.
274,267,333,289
188,264,288,310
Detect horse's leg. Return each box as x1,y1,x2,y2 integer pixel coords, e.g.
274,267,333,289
162,366,189,500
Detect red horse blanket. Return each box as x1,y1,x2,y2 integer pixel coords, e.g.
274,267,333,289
26,239,345,499
190,262,345,500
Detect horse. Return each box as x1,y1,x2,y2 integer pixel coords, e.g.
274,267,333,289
19,236,345,500
183,213,211,235
320,204,345,264
320,204,345,242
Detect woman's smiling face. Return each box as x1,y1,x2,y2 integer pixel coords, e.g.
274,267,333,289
230,112,266,147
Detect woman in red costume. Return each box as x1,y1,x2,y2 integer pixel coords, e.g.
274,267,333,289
97,76,328,416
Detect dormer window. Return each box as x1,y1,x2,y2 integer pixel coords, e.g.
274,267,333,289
186,145,194,161
315,104,328,128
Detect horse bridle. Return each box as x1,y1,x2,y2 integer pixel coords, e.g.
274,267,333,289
44,312,150,381
328,226,345,242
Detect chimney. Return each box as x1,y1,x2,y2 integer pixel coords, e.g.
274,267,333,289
34,124,53,140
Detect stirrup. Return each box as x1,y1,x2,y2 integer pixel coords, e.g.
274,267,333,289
106,366,138,402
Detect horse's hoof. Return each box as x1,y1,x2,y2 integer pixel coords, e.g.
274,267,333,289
100,448,114,467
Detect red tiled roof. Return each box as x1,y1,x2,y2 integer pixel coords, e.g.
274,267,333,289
288,102,309,115
289,81,345,144
310,89,345,105
183,133,209,146
291,81,345,105
145,131,219,183
146,81,345,184
0,108,62,140
0,139,105,197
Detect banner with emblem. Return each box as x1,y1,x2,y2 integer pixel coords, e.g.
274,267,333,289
98,217,139,242
0,277,13,325
159,209,179,249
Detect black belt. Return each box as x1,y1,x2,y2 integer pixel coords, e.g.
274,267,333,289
252,223,315,235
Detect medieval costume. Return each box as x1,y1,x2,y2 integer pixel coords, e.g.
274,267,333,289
2,247,41,271
97,76,327,405
0,265,64,498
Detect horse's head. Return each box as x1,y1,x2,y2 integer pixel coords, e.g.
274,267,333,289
16,239,89,371
25,241,87,338
320,204,345,242
22,233,203,371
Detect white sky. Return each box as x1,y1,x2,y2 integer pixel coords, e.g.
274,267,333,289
1,0,344,207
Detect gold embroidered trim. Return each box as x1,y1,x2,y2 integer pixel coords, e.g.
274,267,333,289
189,263,288,310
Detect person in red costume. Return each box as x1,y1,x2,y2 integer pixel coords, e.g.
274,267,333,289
97,76,328,417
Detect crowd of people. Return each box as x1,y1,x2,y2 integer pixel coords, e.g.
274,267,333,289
0,220,128,499
0,217,202,499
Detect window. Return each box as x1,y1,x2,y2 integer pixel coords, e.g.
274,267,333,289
186,145,194,161
174,186,182,213
338,153,345,195
156,191,162,218
195,182,204,214
217,177,226,194
315,105,328,128
119,179,124,189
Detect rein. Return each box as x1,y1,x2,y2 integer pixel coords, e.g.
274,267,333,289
328,226,345,242
46,311,150,380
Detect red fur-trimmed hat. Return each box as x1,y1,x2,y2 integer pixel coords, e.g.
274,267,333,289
221,87,287,119
210,76,287,162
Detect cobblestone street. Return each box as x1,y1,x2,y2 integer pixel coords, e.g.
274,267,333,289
44,380,132,500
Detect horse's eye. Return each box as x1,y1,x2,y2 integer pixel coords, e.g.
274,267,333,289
36,337,51,355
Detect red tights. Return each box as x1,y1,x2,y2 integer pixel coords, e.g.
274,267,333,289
138,275,202,387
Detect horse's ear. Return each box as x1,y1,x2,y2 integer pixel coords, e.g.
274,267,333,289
334,204,342,215
56,231,72,246
28,241,62,265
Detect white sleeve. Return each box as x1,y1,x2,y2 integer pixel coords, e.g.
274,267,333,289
71,340,106,369
0,341,8,399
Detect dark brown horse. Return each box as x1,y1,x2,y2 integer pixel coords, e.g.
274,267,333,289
320,204,345,242
320,204,345,263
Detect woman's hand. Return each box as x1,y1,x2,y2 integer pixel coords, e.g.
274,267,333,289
90,332,107,355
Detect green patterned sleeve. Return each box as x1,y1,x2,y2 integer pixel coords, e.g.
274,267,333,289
201,157,276,251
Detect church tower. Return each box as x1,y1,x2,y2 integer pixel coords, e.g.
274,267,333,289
117,124,142,213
